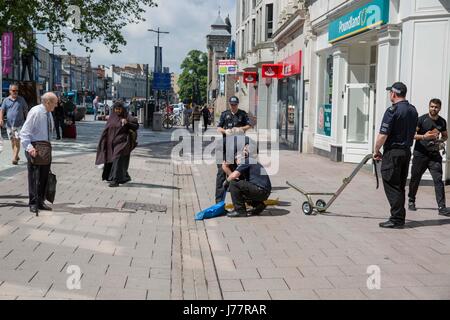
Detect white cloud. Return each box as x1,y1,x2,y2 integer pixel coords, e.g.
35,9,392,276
37,0,236,74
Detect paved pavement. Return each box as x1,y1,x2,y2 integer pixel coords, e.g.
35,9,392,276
1,117,450,300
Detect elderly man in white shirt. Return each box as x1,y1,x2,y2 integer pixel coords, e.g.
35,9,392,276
20,92,57,214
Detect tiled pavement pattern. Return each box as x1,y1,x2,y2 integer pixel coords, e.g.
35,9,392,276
0,120,450,299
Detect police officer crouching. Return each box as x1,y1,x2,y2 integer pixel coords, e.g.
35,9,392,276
223,147,272,218
215,96,252,203
374,82,418,229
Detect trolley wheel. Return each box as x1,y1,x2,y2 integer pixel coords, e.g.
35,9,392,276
316,199,326,209
302,201,313,215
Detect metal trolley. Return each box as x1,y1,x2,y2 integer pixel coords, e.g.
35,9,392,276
287,154,379,215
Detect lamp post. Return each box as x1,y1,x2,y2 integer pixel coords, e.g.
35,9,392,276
147,27,169,111
52,43,62,91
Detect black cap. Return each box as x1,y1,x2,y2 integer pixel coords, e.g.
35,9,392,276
386,82,407,96
229,96,239,105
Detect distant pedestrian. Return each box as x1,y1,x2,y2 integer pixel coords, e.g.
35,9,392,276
20,92,57,214
201,105,210,132
408,98,450,216
93,96,99,121
374,82,418,229
0,83,29,165
192,105,202,134
52,95,65,140
95,101,139,188
184,104,193,130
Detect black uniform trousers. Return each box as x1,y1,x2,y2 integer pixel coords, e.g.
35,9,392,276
229,180,271,214
26,152,51,206
408,152,445,208
381,148,411,224
54,117,65,139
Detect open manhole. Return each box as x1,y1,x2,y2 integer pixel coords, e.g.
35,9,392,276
120,202,167,213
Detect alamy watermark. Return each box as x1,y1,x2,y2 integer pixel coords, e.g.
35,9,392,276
66,265,82,290
366,265,381,290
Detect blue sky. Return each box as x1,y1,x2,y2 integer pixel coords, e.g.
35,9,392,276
37,0,236,74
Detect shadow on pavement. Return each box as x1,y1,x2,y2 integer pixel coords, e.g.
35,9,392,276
124,182,180,190
52,203,131,215
0,201,29,208
0,194,28,199
319,212,385,220
258,208,290,217
404,219,450,228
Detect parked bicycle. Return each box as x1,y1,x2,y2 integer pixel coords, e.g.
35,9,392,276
162,112,182,129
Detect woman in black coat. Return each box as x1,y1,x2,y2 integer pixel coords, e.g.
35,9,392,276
95,101,139,187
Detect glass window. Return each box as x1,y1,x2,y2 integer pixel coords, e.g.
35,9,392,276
317,54,333,137
266,4,273,40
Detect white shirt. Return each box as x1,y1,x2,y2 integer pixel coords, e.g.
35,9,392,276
20,104,54,151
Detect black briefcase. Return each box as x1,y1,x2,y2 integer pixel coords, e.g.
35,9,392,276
45,171,57,203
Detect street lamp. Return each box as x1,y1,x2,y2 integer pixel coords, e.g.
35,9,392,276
52,43,63,91
147,27,169,111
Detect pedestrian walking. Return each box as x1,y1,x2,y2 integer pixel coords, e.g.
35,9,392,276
0,83,29,165
374,82,418,229
408,98,450,216
52,95,65,140
93,96,99,121
201,105,210,132
20,92,57,214
223,146,272,218
95,101,139,188
184,104,193,130
192,104,202,134
215,96,252,203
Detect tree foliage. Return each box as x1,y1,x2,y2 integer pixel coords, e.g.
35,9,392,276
0,0,157,54
178,50,208,105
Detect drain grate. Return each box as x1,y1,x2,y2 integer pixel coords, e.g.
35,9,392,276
121,202,167,213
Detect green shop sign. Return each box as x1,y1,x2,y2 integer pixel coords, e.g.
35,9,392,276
329,0,389,43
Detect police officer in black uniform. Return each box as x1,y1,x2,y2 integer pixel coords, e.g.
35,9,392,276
374,82,418,229
215,96,252,203
408,98,450,216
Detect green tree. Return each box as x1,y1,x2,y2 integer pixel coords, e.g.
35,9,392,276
0,0,157,54
178,50,208,105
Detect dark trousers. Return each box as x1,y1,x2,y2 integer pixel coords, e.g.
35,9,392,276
26,153,51,206
408,153,445,208
381,148,411,224
229,180,270,213
54,117,65,139
216,164,227,203
203,116,209,131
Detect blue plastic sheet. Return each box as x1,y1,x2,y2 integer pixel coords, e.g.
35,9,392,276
195,201,226,220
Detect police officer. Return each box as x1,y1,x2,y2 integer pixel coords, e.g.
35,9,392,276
215,96,252,203
223,148,272,218
374,82,418,229
408,98,450,216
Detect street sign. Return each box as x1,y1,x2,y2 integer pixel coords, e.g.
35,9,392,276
218,60,237,75
153,72,171,90
261,64,283,79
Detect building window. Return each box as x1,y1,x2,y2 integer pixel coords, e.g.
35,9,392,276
266,4,273,40
252,19,256,48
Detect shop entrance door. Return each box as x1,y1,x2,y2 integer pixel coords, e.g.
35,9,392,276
343,83,375,163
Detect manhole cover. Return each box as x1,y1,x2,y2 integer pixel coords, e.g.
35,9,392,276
121,202,167,213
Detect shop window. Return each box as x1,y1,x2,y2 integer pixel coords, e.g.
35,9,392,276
317,55,333,137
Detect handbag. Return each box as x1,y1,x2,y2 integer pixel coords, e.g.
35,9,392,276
31,141,52,165
128,129,138,150
45,171,57,203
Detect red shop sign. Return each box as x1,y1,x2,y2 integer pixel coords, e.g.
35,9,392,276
261,64,283,79
243,72,258,84
278,51,302,78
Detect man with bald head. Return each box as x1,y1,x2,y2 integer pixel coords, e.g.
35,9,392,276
20,92,57,214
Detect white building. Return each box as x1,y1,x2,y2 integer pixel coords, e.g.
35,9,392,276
104,64,148,101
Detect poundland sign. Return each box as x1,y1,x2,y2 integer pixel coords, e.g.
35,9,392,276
329,0,389,43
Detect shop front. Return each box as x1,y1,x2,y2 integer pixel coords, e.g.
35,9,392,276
313,0,391,163
277,50,303,151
